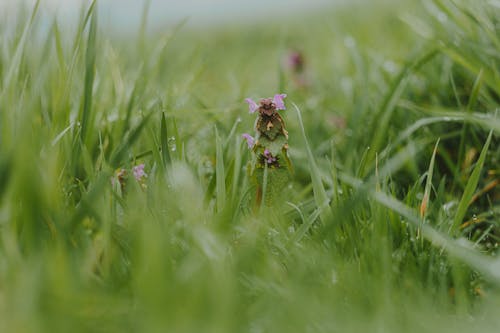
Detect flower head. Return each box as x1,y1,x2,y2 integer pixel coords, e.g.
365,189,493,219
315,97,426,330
245,98,259,114
133,163,147,181
242,133,255,149
245,93,287,115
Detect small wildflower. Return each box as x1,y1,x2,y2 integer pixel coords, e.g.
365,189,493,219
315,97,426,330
245,98,259,114
273,94,287,110
283,49,310,89
242,133,255,149
242,93,292,206
285,50,305,72
263,149,277,164
133,163,147,181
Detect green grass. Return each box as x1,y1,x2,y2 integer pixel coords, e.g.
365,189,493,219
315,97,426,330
1,0,500,332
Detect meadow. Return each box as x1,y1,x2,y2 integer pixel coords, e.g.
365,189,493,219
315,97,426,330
0,0,499,332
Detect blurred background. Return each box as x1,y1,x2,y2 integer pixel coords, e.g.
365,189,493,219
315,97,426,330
1,0,349,29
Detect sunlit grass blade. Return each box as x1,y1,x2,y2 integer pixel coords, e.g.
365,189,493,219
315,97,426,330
294,103,331,223
215,126,226,213
451,130,493,234
457,69,484,175
398,101,500,134
372,190,500,285
1,0,39,91
79,3,97,145
420,138,440,218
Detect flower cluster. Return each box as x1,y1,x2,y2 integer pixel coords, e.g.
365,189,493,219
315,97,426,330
241,93,289,169
242,94,288,168
263,149,277,164
112,163,148,193
241,93,292,206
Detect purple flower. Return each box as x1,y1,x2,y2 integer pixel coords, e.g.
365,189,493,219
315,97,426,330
273,94,287,110
286,51,304,72
245,98,259,114
242,133,255,149
133,163,147,181
263,149,277,164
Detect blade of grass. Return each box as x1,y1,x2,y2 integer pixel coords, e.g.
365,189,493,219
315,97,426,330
1,0,39,91
420,138,440,219
160,112,171,168
293,103,331,223
79,3,97,145
451,130,493,234
373,190,500,285
456,69,484,179
231,136,242,200
215,126,226,213
398,101,500,134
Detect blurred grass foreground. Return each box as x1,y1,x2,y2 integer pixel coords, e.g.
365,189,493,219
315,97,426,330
1,0,500,332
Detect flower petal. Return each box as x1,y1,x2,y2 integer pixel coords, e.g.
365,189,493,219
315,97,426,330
245,98,259,113
242,133,255,149
133,163,147,181
273,93,287,110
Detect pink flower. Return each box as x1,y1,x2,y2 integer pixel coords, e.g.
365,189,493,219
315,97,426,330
242,133,255,149
263,149,277,164
245,98,259,114
133,163,147,181
273,94,287,110
286,51,304,72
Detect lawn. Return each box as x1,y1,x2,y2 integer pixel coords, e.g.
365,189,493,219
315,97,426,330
0,0,499,332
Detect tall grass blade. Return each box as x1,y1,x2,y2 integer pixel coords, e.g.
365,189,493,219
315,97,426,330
373,190,500,284
2,0,39,91
293,103,331,223
451,130,493,234
420,138,440,218
215,126,226,213
79,2,97,145
160,112,171,167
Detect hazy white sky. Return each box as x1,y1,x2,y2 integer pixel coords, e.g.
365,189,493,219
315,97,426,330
0,0,340,28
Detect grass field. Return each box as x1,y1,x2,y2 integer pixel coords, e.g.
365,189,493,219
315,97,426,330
0,0,499,332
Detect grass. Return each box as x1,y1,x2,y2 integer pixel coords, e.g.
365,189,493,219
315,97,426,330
0,0,499,332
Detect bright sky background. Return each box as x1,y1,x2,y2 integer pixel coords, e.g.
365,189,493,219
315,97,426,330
0,0,342,29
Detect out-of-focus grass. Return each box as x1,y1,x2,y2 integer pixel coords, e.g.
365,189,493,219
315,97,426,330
0,0,499,332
